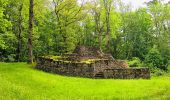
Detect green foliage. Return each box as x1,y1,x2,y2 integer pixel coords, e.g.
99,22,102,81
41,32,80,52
0,0,17,61
0,0,170,65
122,8,153,59
158,45,170,70
144,46,165,70
128,57,141,67
6,54,16,62
151,68,165,76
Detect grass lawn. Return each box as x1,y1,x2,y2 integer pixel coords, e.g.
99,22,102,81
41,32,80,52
0,62,170,100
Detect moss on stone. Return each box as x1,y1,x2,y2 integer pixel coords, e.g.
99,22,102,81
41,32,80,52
42,55,68,60
50,56,62,60
80,59,105,64
63,61,71,63
41,55,107,64
80,59,95,64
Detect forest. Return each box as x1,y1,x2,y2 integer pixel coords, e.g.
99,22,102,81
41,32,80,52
0,0,170,99
0,0,170,70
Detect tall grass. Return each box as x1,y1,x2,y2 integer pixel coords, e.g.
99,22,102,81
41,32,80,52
0,62,170,100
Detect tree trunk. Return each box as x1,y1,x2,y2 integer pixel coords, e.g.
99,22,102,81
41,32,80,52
94,10,103,52
16,4,23,62
28,0,34,64
106,14,111,52
103,0,111,53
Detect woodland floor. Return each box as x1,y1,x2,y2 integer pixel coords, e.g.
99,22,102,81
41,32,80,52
0,62,170,100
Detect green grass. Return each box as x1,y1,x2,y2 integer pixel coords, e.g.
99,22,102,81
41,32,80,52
0,62,170,100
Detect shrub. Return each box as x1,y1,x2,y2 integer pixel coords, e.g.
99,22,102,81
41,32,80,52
151,68,165,76
6,54,15,62
159,47,170,71
128,57,141,67
144,47,165,70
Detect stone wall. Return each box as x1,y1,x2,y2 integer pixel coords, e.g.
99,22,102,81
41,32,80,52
93,60,128,74
36,57,150,79
36,57,95,78
103,68,150,79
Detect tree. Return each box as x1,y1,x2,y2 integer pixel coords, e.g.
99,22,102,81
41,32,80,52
52,0,86,53
91,0,105,51
0,0,16,61
144,46,164,70
147,0,170,67
103,0,112,52
28,0,34,63
16,3,23,62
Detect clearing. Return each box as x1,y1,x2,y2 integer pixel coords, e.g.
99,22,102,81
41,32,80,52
0,62,170,100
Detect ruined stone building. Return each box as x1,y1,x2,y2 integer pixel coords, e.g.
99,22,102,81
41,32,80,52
36,46,150,79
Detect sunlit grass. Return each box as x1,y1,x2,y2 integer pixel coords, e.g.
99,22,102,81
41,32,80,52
0,62,170,100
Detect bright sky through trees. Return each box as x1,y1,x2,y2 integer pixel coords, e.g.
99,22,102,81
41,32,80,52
123,0,170,10
78,0,170,10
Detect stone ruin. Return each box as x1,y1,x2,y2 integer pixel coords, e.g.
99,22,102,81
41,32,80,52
36,46,150,79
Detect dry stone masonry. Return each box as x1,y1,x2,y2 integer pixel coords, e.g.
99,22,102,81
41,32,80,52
36,46,150,79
